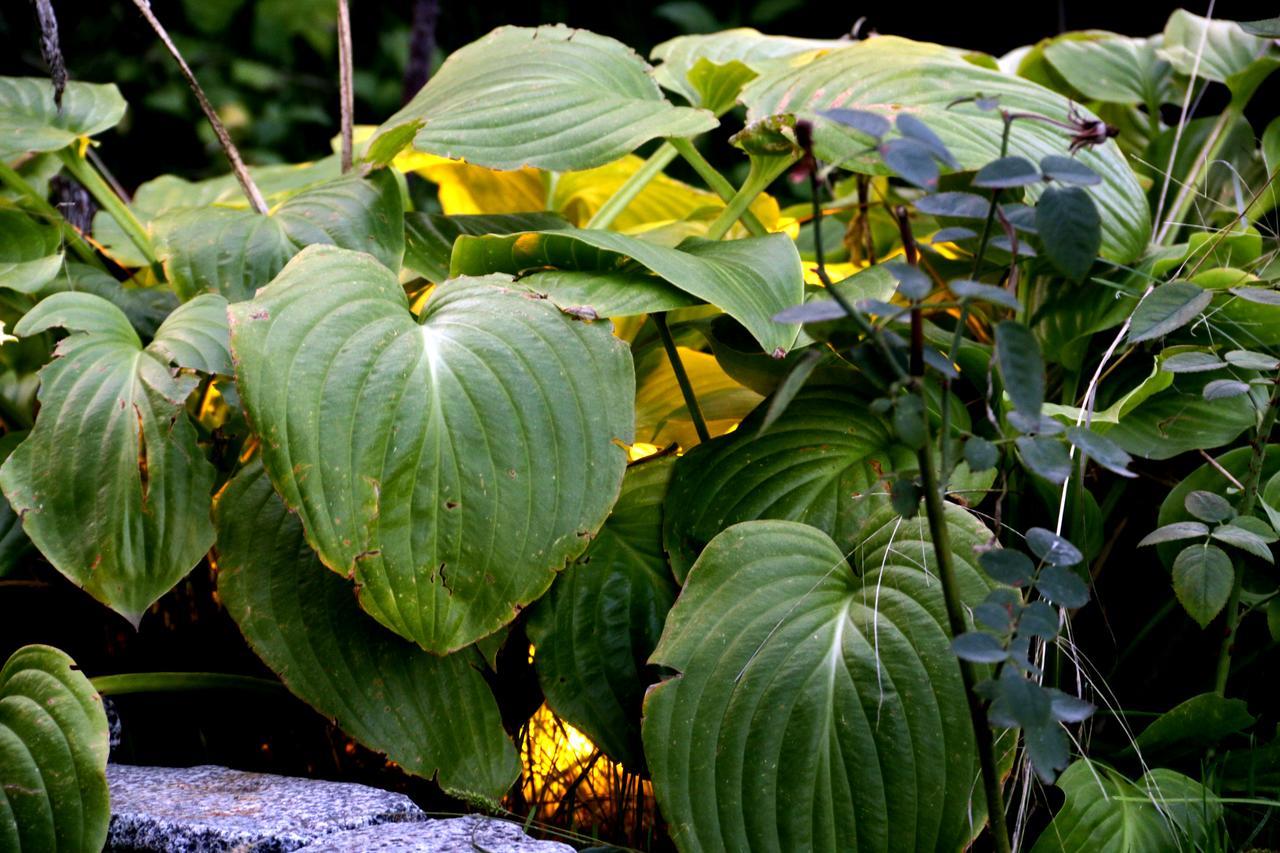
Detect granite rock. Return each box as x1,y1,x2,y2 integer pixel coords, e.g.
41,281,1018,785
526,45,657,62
295,815,577,852
106,764,425,852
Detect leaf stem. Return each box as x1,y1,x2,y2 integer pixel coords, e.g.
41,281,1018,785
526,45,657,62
668,136,768,237
703,154,794,242
92,671,286,697
56,148,160,271
128,0,268,214
652,312,710,444
0,158,104,270
905,210,1011,853
584,143,679,230
1214,373,1280,695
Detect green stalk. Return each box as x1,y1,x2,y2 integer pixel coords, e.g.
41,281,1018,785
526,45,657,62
703,154,795,242
0,158,104,270
57,148,160,272
585,143,680,230
902,207,1011,853
668,136,768,237
92,672,286,697
1214,374,1280,695
917,417,1012,853
652,312,710,444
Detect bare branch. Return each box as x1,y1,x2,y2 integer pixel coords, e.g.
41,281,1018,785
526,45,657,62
337,0,354,173
128,0,267,214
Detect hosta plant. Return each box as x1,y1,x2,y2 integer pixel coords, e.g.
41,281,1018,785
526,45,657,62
3,5,1280,851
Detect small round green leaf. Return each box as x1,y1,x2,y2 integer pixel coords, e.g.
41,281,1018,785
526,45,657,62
1184,490,1235,523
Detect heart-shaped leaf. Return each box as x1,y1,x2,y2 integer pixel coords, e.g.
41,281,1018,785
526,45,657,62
368,25,715,171
1031,761,1220,852
644,503,1002,851
740,36,1150,262
662,385,901,582
0,76,125,160
154,170,403,302
451,228,803,355
0,294,223,625
0,644,110,852
229,245,634,652
215,460,519,805
527,455,678,769
0,206,62,294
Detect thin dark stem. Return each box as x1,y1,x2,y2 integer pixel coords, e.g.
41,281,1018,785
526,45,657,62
1215,374,1280,694
903,209,1011,853
336,0,354,173
652,313,710,445
129,0,267,213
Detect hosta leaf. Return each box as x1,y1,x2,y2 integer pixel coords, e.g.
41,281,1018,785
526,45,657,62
1126,282,1212,343
644,505,1001,852
451,229,803,354
1135,692,1254,758
1031,761,1220,852
0,206,62,294
155,170,404,302
0,293,218,625
1105,373,1255,460
662,385,900,582
1160,10,1280,102
0,77,126,160
1172,544,1234,628
0,645,109,852
1035,186,1101,282
215,461,519,805
1042,34,1173,106
229,245,634,653
146,293,232,376
527,456,678,769
404,212,570,284
368,25,715,171
93,158,343,268
39,264,179,340
650,29,846,108
740,36,1150,262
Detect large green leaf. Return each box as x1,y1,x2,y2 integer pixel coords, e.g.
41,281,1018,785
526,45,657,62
527,455,678,769
0,644,110,852
740,36,1151,262
451,228,803,355
367,25,716,172
0,293,223,625
1031,761,1220,852
0,77,126,160
229,245,634,653
1103,373,1256,460
154,169,403,302
644,505,999,852
215,460,519,805
0,206,62,294
38,264,179,340
1160,10,1280,103
93,158,342,268
663,385,902,582
1042,34,1173,106
650,29,847,108
404,212,570,284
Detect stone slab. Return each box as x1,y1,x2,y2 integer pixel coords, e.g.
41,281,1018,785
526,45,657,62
106,764,425,852
295,815,577,852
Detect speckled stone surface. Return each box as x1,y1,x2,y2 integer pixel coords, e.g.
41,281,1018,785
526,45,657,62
295,816,577,852
106,764,426,852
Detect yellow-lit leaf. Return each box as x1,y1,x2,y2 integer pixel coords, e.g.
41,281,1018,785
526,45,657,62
635,346,761,448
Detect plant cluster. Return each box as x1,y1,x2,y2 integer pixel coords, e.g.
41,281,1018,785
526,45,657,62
3,5,1280,852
